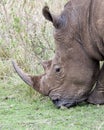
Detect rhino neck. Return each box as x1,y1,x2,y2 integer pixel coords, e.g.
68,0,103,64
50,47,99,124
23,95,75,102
56,0,103,61
76,0,104,61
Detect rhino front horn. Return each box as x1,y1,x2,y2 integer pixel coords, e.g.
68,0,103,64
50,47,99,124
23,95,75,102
12,61,44,94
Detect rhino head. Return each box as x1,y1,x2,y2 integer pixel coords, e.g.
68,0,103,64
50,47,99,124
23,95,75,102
13,6,100,108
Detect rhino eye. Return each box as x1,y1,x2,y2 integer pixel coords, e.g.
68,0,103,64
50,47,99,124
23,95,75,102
56,68,60,72
55,66,61,72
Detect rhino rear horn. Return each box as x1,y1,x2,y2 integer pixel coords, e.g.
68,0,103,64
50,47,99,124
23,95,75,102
41,60,52,71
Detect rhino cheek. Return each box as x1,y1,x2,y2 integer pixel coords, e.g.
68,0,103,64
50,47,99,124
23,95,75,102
40,75,51,96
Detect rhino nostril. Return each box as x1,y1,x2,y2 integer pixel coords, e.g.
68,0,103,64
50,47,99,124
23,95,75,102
52,99,60,105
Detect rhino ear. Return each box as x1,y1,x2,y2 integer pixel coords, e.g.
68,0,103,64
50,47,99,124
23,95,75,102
42,6,53,22
42,6,64,28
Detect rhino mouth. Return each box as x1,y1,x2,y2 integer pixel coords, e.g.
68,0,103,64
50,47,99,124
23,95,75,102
52,97,88,108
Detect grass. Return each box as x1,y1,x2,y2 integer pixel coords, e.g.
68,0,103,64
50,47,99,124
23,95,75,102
0,0,104,129
0,76,104,130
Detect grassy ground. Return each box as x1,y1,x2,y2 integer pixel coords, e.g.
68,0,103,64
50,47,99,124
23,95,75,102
0,76,104,130
0,0,104,130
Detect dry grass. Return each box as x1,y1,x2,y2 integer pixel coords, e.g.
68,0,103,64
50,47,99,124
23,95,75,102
0,0,68,78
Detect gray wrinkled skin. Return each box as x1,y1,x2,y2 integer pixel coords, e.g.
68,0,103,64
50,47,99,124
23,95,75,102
13,0,104,108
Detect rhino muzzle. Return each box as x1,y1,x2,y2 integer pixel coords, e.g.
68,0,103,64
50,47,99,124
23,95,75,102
51,97,88,108
52,99,76,108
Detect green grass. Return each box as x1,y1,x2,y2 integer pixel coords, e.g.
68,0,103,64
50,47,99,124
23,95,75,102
0,76,104,130
0,0,104,129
